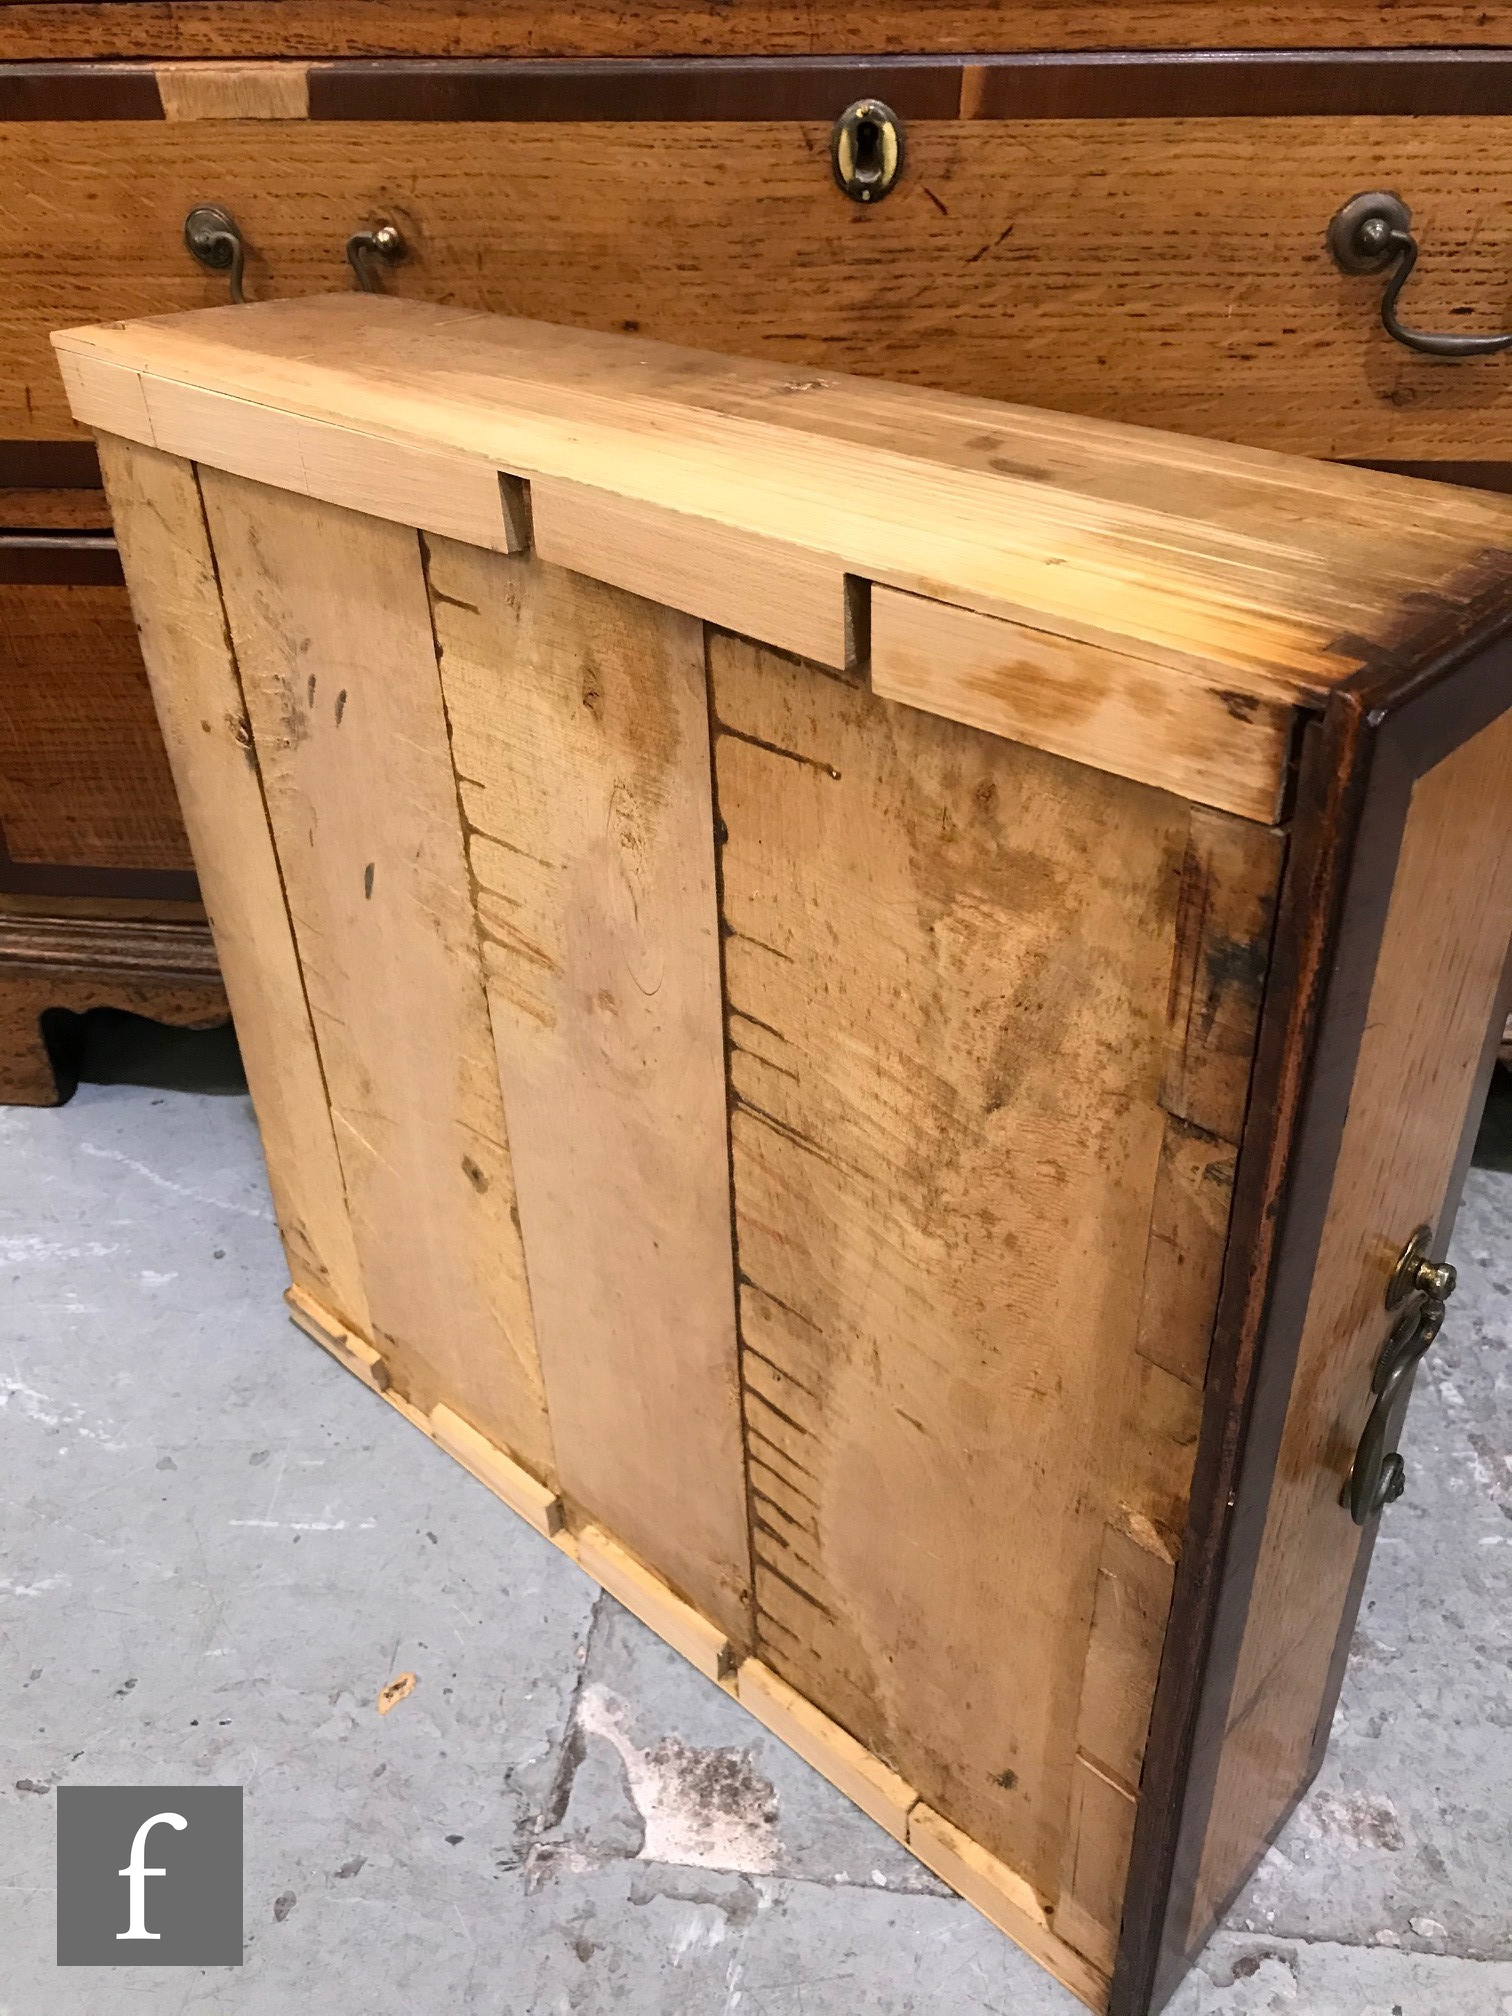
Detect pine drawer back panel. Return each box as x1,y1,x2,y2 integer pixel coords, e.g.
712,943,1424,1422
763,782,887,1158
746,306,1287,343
58,297,1512,2014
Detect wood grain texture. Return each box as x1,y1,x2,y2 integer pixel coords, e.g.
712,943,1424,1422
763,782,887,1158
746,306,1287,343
29,115,1512,464
4,6,1509,60
531,476,854,670
198,470,554,1474
1058,1758,1139,1977
1161,809,1286,1146
157,62,309,120
711,631,1203,1902
736,1659,918,1841
907,1803,1110,2012
1133,1120,1237,1388
0,907,224,1103
94,437,367,1324
0,574,192,872
871,585,1296,822
423,536,751,1644
1188,702,1512,1938
98,373,524,554
575,1524,735,1683
1074,1525,1176,1792
0,491,113,532
56,299,1512,720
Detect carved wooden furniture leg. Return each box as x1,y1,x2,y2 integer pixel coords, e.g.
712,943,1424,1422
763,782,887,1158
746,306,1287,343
0,911,226,1103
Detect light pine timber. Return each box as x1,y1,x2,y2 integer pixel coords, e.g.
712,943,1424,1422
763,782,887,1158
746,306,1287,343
1057,1756,1139,1978
1190,704,1512,1940
95,436,370,1332
423,538,752,1644
907,1804,1110,2012
56,354,525,556
54,297,1512,714
735,1659,918,1842
197,470,555,1476
30,117,1512,470
870,585,1297,823
710,632,1207,1903
530,475,855,670
575,1525,734,1684
156,62,310,119
286,1281,388,1390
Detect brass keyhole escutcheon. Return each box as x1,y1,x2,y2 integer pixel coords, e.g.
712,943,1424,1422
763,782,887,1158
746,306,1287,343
832,99,904,204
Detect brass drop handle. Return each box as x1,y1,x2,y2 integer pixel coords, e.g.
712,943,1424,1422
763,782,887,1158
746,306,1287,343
1327,191,1512,359
346,221,406,293
1344,1225,1457,1527
184,204,248,305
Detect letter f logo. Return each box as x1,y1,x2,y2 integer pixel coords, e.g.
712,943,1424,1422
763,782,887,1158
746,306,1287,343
117,1812,187,1940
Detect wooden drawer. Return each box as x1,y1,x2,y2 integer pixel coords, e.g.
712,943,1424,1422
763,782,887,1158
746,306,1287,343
0,535,196,899
61,295,1512,2014
12,57,1512,463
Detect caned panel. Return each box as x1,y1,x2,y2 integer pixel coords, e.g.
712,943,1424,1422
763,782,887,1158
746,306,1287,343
711,634,1221,1901
197,470,554,1477
423,537,751,1642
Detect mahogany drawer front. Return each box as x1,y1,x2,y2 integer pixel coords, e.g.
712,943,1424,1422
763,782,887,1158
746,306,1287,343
9,69,1512,459
0,538,196,898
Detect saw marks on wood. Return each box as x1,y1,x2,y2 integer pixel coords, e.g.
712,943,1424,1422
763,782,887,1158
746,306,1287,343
423,539,751,1644
710,631,1203,1901
198,471,553,1476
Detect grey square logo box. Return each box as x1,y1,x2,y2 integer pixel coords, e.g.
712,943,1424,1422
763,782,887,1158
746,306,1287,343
57,1786,242,1966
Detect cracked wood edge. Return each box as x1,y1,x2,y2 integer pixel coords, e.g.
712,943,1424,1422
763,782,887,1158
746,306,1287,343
284,1281,1111,2010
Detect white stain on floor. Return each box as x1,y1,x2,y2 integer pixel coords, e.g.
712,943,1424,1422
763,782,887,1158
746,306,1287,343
576,1684,780,1875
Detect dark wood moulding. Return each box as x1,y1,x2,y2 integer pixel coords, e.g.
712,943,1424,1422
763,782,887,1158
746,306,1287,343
8,50,1512,122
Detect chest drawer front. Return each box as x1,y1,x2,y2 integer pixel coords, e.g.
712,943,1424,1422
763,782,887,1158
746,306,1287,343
0,540,196,897
9,89,1512,458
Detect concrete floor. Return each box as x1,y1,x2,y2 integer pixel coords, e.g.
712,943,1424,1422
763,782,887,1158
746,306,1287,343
3,1074,1510,2014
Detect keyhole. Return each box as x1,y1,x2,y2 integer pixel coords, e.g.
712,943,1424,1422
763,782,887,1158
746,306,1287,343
831,99,904,204
853,117,883,191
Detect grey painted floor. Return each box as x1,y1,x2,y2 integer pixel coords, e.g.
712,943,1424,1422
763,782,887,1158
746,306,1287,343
2,1079,1509,2014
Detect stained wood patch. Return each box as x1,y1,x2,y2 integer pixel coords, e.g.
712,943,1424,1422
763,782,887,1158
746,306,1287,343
198,470,554,1477
1134,1119,1237,1388
1161,808,1286,1145
97,437,369,1333
711,631,1206,1901
424,538,751,1644
871,586,1296,823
